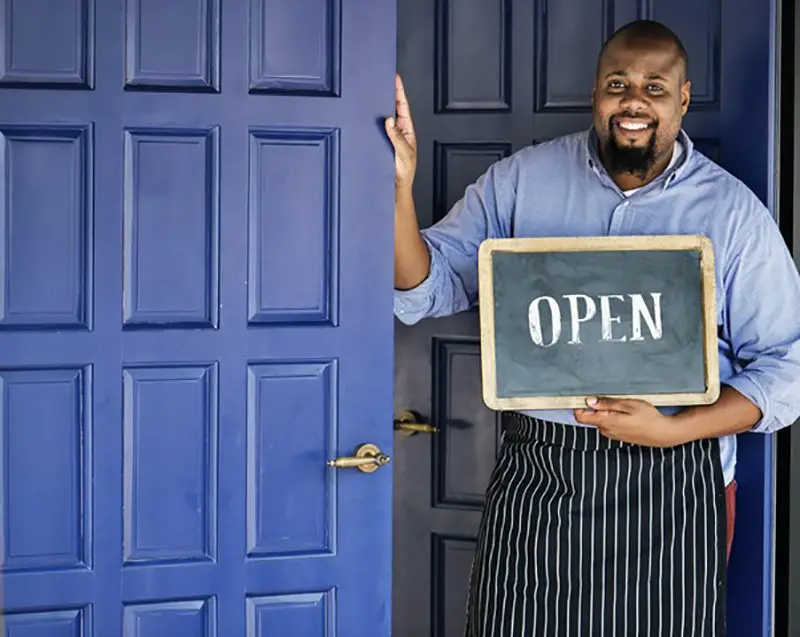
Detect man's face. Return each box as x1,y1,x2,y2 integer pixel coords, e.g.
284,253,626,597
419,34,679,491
592,39,690,178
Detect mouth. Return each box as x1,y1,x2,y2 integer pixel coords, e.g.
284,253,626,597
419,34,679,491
612,117,656,138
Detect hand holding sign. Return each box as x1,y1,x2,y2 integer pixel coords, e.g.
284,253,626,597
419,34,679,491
575,396,684,447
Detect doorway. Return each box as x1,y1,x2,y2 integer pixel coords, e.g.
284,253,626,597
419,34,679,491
392,1,780,635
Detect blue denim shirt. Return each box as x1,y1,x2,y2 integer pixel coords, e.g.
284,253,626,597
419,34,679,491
394,129,800,485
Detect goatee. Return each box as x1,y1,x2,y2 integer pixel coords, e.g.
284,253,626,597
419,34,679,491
602,122,657,180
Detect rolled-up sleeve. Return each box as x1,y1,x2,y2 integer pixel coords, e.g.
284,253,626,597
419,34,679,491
394,239,447,324
393,154,517,325
722,200,800,433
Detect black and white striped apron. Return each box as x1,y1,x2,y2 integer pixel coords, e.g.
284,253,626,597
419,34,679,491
464,413,728,637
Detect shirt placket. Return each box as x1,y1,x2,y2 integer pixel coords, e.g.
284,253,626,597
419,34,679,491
608,197,632,235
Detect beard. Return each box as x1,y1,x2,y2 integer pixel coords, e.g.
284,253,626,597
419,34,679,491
601,116,658,179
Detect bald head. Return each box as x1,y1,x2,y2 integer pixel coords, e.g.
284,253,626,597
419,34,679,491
597,20,688,82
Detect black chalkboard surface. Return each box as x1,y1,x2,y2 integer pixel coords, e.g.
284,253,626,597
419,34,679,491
477,236,719,410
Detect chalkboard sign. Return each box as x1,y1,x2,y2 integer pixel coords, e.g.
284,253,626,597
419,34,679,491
477,235,719,410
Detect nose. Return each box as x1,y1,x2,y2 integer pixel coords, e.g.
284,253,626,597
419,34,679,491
618,85,650,112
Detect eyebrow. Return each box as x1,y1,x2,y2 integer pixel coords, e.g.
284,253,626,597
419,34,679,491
605,71,669,81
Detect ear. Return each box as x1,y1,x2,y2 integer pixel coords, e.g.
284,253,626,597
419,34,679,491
680,80,691,115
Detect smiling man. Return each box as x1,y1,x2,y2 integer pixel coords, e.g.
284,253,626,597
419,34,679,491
387,18,800,637
593,25,690,190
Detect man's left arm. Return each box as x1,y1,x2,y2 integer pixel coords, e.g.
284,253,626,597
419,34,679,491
576,201,800,446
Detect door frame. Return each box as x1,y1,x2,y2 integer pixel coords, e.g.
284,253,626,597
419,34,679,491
387,0,793,634
774,0,800,632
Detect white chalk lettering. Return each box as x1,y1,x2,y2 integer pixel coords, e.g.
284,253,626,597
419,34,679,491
528,296,561,347
600,294,627,342
564,294,597,344
525,292,665,346
630,292,663,341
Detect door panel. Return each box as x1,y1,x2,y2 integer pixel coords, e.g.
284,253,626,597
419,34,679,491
0,1,396,635
395,0,776,636
394,313,500,637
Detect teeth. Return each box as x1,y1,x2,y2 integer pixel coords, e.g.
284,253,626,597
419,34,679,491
619,122,649,131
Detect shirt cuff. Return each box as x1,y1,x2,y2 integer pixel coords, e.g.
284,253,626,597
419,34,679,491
724,374,773,433
393,240,444,324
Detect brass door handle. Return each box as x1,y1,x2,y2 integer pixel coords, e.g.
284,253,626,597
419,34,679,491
327,443,390,473
394,409,439,435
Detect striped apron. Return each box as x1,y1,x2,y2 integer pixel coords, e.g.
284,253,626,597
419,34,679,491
464,413,727,637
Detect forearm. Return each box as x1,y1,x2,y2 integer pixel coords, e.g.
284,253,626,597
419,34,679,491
394,185,431,290
672,384,762,443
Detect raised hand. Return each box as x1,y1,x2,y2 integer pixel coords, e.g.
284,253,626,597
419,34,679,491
385,74,417,189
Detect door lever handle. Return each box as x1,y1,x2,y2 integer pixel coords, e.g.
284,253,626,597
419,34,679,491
327,443,390,473
394,409,439,435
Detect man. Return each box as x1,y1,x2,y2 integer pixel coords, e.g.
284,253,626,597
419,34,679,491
386,19,800,637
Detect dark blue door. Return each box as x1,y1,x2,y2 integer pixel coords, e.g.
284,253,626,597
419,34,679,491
394,0,778,635
0,1,396,635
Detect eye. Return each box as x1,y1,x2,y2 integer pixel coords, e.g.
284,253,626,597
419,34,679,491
607,80,625,91
647,84,665,94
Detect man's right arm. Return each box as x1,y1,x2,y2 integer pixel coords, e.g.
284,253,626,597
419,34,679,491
392,161,515,325
394,185,430,291
386,74,515,325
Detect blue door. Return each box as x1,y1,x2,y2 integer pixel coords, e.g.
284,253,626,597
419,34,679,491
0,1,396,635
393,0,778,635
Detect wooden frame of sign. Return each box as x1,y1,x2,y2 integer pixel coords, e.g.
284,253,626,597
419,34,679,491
477,235,719,411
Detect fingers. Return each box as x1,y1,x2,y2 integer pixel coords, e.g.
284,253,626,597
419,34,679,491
384,116,408,151
387,74,418,186
385,116,397,139
575,395,630,424
585,396,635,414
574,408,625,440
394,74,416,142
574,408,611,425
395,74,412,120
